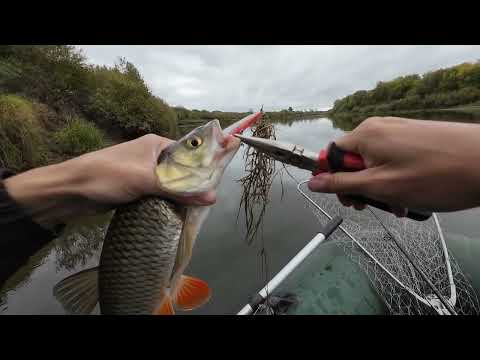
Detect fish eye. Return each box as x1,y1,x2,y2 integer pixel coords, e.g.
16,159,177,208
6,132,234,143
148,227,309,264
186,136,203,149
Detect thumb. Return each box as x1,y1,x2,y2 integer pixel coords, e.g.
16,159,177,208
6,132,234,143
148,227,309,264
308,169,373,195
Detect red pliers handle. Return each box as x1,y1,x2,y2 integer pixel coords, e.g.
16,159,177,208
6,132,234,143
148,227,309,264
318,142,431,222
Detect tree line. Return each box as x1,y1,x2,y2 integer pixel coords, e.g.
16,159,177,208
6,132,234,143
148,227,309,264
331,61,480,115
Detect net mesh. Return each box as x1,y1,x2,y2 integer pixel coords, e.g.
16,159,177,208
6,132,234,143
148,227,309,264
297,181,480,315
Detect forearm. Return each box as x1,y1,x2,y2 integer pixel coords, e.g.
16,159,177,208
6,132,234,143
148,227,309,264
3,161,86,227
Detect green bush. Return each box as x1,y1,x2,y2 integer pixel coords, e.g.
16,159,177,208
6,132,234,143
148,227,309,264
86,59,177,139
54,117,105,156
0,94,47,171
0,45,92,112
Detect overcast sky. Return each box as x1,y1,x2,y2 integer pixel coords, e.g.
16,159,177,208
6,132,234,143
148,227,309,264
77,45,480,112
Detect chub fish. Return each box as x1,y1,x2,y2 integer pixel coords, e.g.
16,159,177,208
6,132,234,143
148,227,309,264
53,119,240,315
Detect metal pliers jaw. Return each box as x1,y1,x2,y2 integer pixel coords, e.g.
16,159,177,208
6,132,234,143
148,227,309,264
234,134,320,173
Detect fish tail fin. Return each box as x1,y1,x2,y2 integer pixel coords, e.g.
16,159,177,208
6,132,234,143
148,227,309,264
53,267,99,315
173,275,211,311
153,295,175,315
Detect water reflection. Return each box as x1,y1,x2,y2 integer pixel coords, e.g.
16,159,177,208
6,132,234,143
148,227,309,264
0,240,55,312
54,213,111,272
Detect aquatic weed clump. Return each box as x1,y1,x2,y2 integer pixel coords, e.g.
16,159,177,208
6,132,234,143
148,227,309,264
237,112,287,301
0,94,47,171
237,113,279,245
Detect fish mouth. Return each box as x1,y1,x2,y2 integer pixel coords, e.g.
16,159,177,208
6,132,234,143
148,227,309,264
212,128,240,166
220,134,241,151
211,121,240,153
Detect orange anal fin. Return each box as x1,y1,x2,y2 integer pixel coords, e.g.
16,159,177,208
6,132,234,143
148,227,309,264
153,297,175,315
174,275,212,311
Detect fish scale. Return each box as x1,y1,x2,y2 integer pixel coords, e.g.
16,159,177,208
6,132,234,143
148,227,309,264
98,197,185,315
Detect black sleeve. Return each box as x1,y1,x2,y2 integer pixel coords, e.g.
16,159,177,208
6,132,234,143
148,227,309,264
0,168,63,285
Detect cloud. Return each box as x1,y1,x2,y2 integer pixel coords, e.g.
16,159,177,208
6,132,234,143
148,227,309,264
77,45,480,112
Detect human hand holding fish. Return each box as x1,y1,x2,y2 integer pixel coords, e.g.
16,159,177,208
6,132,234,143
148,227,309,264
4,133,217,228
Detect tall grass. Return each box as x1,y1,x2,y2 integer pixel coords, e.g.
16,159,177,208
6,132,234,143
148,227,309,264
0,94,47,171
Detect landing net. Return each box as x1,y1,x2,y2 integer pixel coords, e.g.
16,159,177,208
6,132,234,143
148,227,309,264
297,180,480,315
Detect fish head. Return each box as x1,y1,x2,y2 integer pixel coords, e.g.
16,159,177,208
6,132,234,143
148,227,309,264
155,119,240,196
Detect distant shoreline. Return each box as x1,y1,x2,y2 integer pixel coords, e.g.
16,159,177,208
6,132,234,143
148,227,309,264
330,103,480,118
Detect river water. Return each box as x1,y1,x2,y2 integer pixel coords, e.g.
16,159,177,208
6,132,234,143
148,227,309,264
1,116,480,315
